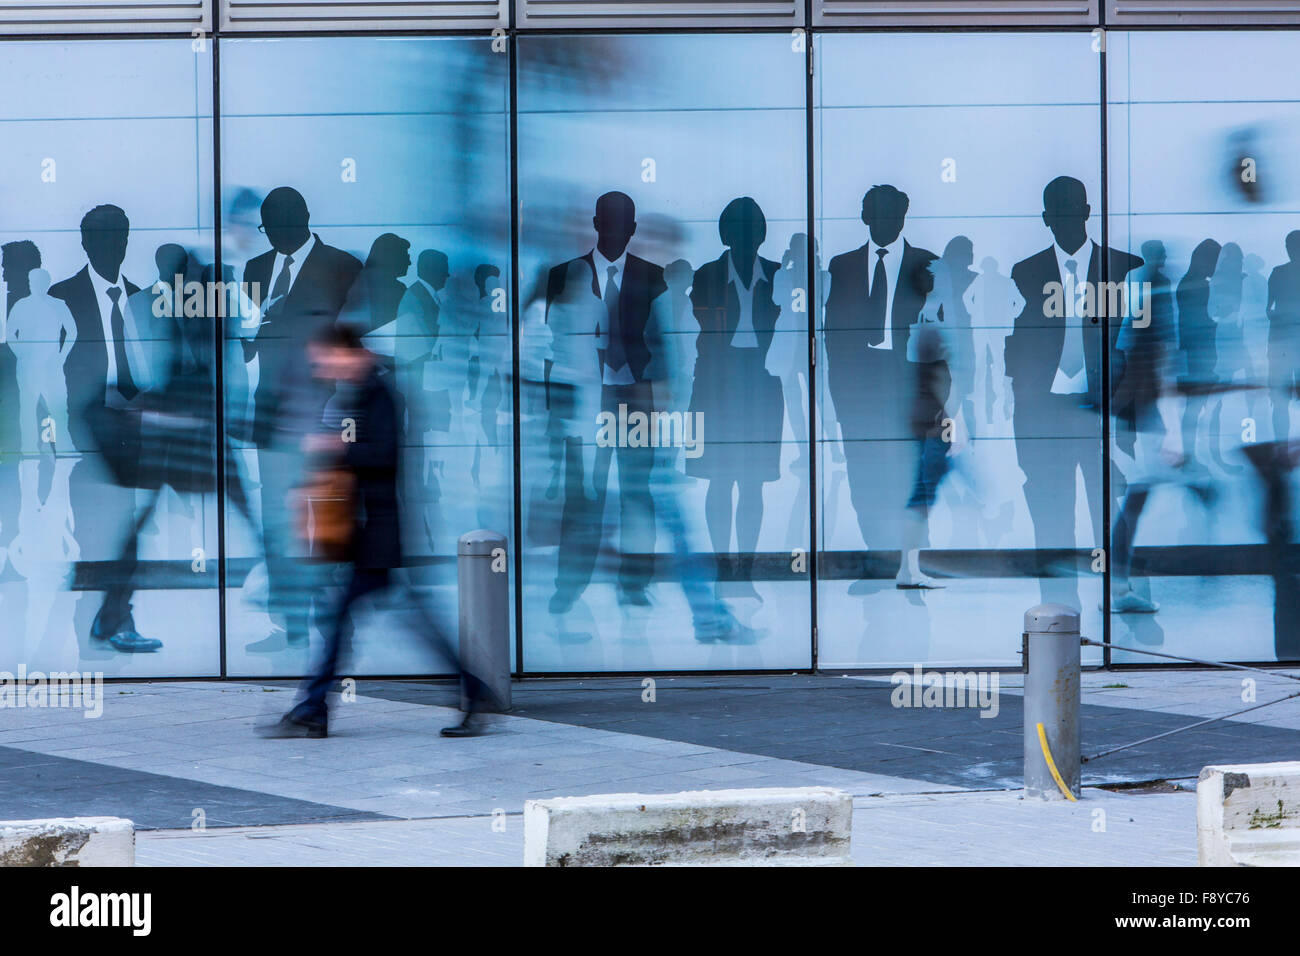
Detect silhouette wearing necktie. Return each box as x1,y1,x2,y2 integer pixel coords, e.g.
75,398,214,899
240,187,362,652
544,192,666,614
49,204,158,652
1004,177,1141,609
824,186,937,568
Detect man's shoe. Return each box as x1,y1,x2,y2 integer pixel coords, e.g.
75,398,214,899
106,629,163,652
257,714,327,739
441,718,481,738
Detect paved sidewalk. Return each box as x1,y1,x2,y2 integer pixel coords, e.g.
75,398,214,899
134,788,1196,867
0,671,1289,864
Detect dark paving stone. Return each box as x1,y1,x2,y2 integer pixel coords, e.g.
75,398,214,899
0,745,394,830
358,675,1300,790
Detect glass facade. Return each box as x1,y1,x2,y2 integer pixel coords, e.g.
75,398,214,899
1,25,1297,677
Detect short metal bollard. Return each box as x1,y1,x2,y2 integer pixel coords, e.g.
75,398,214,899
1022,603,1081,800
457,530,511,713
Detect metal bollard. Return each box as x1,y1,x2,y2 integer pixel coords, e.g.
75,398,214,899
457,530,511,713
1022,603,1081,800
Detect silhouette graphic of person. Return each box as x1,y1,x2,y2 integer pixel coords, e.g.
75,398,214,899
1208,241,1247,473
241,187,362,652
396,249,451,555
1177,238,1222,471
346,232,412,336
545,191,667,615
1267,230,1300,442
688,197,783,601
1004,177,1141,609
0,240,43,580
49,204,158,652
964,255,1024,425
6,269,77,455
824,185,936,570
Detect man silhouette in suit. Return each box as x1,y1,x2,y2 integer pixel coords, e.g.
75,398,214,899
545,191,667,613
1005,176,1141,608
824,185,936,566
50,204,159,652
242,187,362,651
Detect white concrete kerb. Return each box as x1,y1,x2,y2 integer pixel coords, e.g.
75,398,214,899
0,817,135,867
524,787,852,867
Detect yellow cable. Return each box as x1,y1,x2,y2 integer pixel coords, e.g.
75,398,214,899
1036,722,1078,801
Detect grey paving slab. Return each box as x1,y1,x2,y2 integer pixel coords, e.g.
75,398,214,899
0,743,392,830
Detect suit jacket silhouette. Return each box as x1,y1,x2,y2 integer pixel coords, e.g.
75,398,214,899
403,282,441,338
689,252,781,356
243,234,362,447
51,266,142,451
824,240,937,362
546,252,667,385
1005,242,1143,416
823,240,935,443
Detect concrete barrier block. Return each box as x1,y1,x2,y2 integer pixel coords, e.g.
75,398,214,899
1198,762,1300,867
523,787,852,867
0,817,135,867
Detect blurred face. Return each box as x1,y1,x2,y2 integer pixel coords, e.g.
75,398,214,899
309,343,370,382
